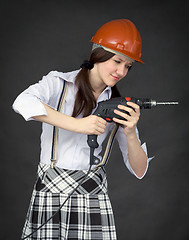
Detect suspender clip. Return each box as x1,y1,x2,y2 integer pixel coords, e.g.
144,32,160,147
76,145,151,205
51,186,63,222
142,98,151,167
50,159,56,168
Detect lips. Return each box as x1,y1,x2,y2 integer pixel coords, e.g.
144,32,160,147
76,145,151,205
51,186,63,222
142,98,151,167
111,75,120,81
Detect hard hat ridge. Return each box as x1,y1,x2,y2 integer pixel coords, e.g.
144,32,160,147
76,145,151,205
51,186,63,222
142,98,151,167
92,43,135,62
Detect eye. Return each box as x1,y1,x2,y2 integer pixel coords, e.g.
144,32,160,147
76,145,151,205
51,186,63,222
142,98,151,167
114,60,121,64
126,65,132,71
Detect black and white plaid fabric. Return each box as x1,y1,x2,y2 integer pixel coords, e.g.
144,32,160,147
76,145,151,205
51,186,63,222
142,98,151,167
22,163,117,239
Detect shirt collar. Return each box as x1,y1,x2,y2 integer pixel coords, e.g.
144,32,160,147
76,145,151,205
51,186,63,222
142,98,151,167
53,69,112,100
97,86,112,103
53,69,80,83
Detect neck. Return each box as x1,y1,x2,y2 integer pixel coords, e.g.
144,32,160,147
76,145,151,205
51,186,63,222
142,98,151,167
89,66,106,98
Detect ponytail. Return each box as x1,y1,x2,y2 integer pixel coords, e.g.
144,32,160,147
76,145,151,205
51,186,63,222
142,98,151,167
72,48,121,118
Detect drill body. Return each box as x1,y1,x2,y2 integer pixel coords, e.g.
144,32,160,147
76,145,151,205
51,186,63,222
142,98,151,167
92,97,151,122
87,96,178,166
88,97,147,165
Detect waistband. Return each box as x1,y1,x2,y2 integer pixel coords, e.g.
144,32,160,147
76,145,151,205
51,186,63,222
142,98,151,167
35,162,107,195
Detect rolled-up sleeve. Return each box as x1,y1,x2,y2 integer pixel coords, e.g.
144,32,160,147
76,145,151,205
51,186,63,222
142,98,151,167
12,71,62,121
116,126,154,179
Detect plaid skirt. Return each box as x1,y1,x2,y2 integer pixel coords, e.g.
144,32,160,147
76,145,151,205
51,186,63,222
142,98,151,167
22,163,117,240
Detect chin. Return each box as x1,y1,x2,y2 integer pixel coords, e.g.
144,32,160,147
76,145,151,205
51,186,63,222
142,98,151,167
107,81,117,87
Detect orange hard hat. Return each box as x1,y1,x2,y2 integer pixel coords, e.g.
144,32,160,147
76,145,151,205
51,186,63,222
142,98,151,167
90,19,144,63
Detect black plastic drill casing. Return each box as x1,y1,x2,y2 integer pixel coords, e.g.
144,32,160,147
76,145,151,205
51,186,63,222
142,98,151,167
93,97,151,122
87,97,151,165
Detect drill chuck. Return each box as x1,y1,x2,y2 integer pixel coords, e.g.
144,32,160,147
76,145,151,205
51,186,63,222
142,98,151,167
129,97,179,109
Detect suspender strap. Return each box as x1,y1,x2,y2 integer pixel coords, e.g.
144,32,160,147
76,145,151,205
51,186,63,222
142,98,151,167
50,80,68,168
50,80,118,169
95,124,119,169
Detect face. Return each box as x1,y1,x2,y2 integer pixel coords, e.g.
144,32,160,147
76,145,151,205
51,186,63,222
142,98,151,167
94,54,133,88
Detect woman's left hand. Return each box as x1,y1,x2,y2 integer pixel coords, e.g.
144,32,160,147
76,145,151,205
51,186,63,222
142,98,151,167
113,101,140,137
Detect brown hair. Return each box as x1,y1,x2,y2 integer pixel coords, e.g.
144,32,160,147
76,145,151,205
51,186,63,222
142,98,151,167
72,48,121,118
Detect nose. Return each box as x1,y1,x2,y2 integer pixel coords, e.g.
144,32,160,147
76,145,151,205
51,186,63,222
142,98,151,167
117,64,128,77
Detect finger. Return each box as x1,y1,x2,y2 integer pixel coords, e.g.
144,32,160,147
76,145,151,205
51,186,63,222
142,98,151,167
89,125,104,135
96,120,107,130
113,117,137,130
113,117,130,126
114,108,139,125
126,102,140,113
114,108,132,120
96,117,107,133
94,116,107,125
117,104,140,117
98,118,107,126
95,125,106,134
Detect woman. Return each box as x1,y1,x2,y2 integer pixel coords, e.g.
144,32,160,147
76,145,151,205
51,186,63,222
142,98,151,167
13,19,152,240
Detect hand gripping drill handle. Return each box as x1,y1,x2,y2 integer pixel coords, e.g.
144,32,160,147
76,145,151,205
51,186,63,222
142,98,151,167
87,97,178,165
87,97,142,165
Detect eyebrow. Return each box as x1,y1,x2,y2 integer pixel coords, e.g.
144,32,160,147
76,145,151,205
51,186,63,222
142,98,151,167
116,56,133,66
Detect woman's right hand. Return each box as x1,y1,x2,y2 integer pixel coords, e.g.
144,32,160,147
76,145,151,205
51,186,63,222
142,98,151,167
76,115,107,135
33,102,107,135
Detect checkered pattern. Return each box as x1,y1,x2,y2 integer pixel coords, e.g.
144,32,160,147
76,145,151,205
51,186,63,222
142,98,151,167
22,163,117,239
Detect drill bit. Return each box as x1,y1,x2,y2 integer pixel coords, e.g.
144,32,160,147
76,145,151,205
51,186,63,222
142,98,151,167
150,100,179,107
156,101,179,105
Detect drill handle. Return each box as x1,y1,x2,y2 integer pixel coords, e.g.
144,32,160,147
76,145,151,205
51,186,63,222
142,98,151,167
87,134,99,148
87,135,101,165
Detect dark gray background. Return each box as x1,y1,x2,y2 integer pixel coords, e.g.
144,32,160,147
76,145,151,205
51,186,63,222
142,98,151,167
1,0,189,239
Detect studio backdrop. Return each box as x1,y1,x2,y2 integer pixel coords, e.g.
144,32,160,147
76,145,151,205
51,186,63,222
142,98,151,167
1,0,189,239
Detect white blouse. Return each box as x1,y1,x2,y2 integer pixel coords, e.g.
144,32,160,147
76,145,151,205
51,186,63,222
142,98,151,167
12,69,152,179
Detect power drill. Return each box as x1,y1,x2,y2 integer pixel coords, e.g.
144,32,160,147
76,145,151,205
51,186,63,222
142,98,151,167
87,97,178,166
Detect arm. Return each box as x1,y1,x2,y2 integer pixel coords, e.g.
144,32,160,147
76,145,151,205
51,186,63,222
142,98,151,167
34,102,107,136
12,71,107,135
113,101,147,179
124,130,147,179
